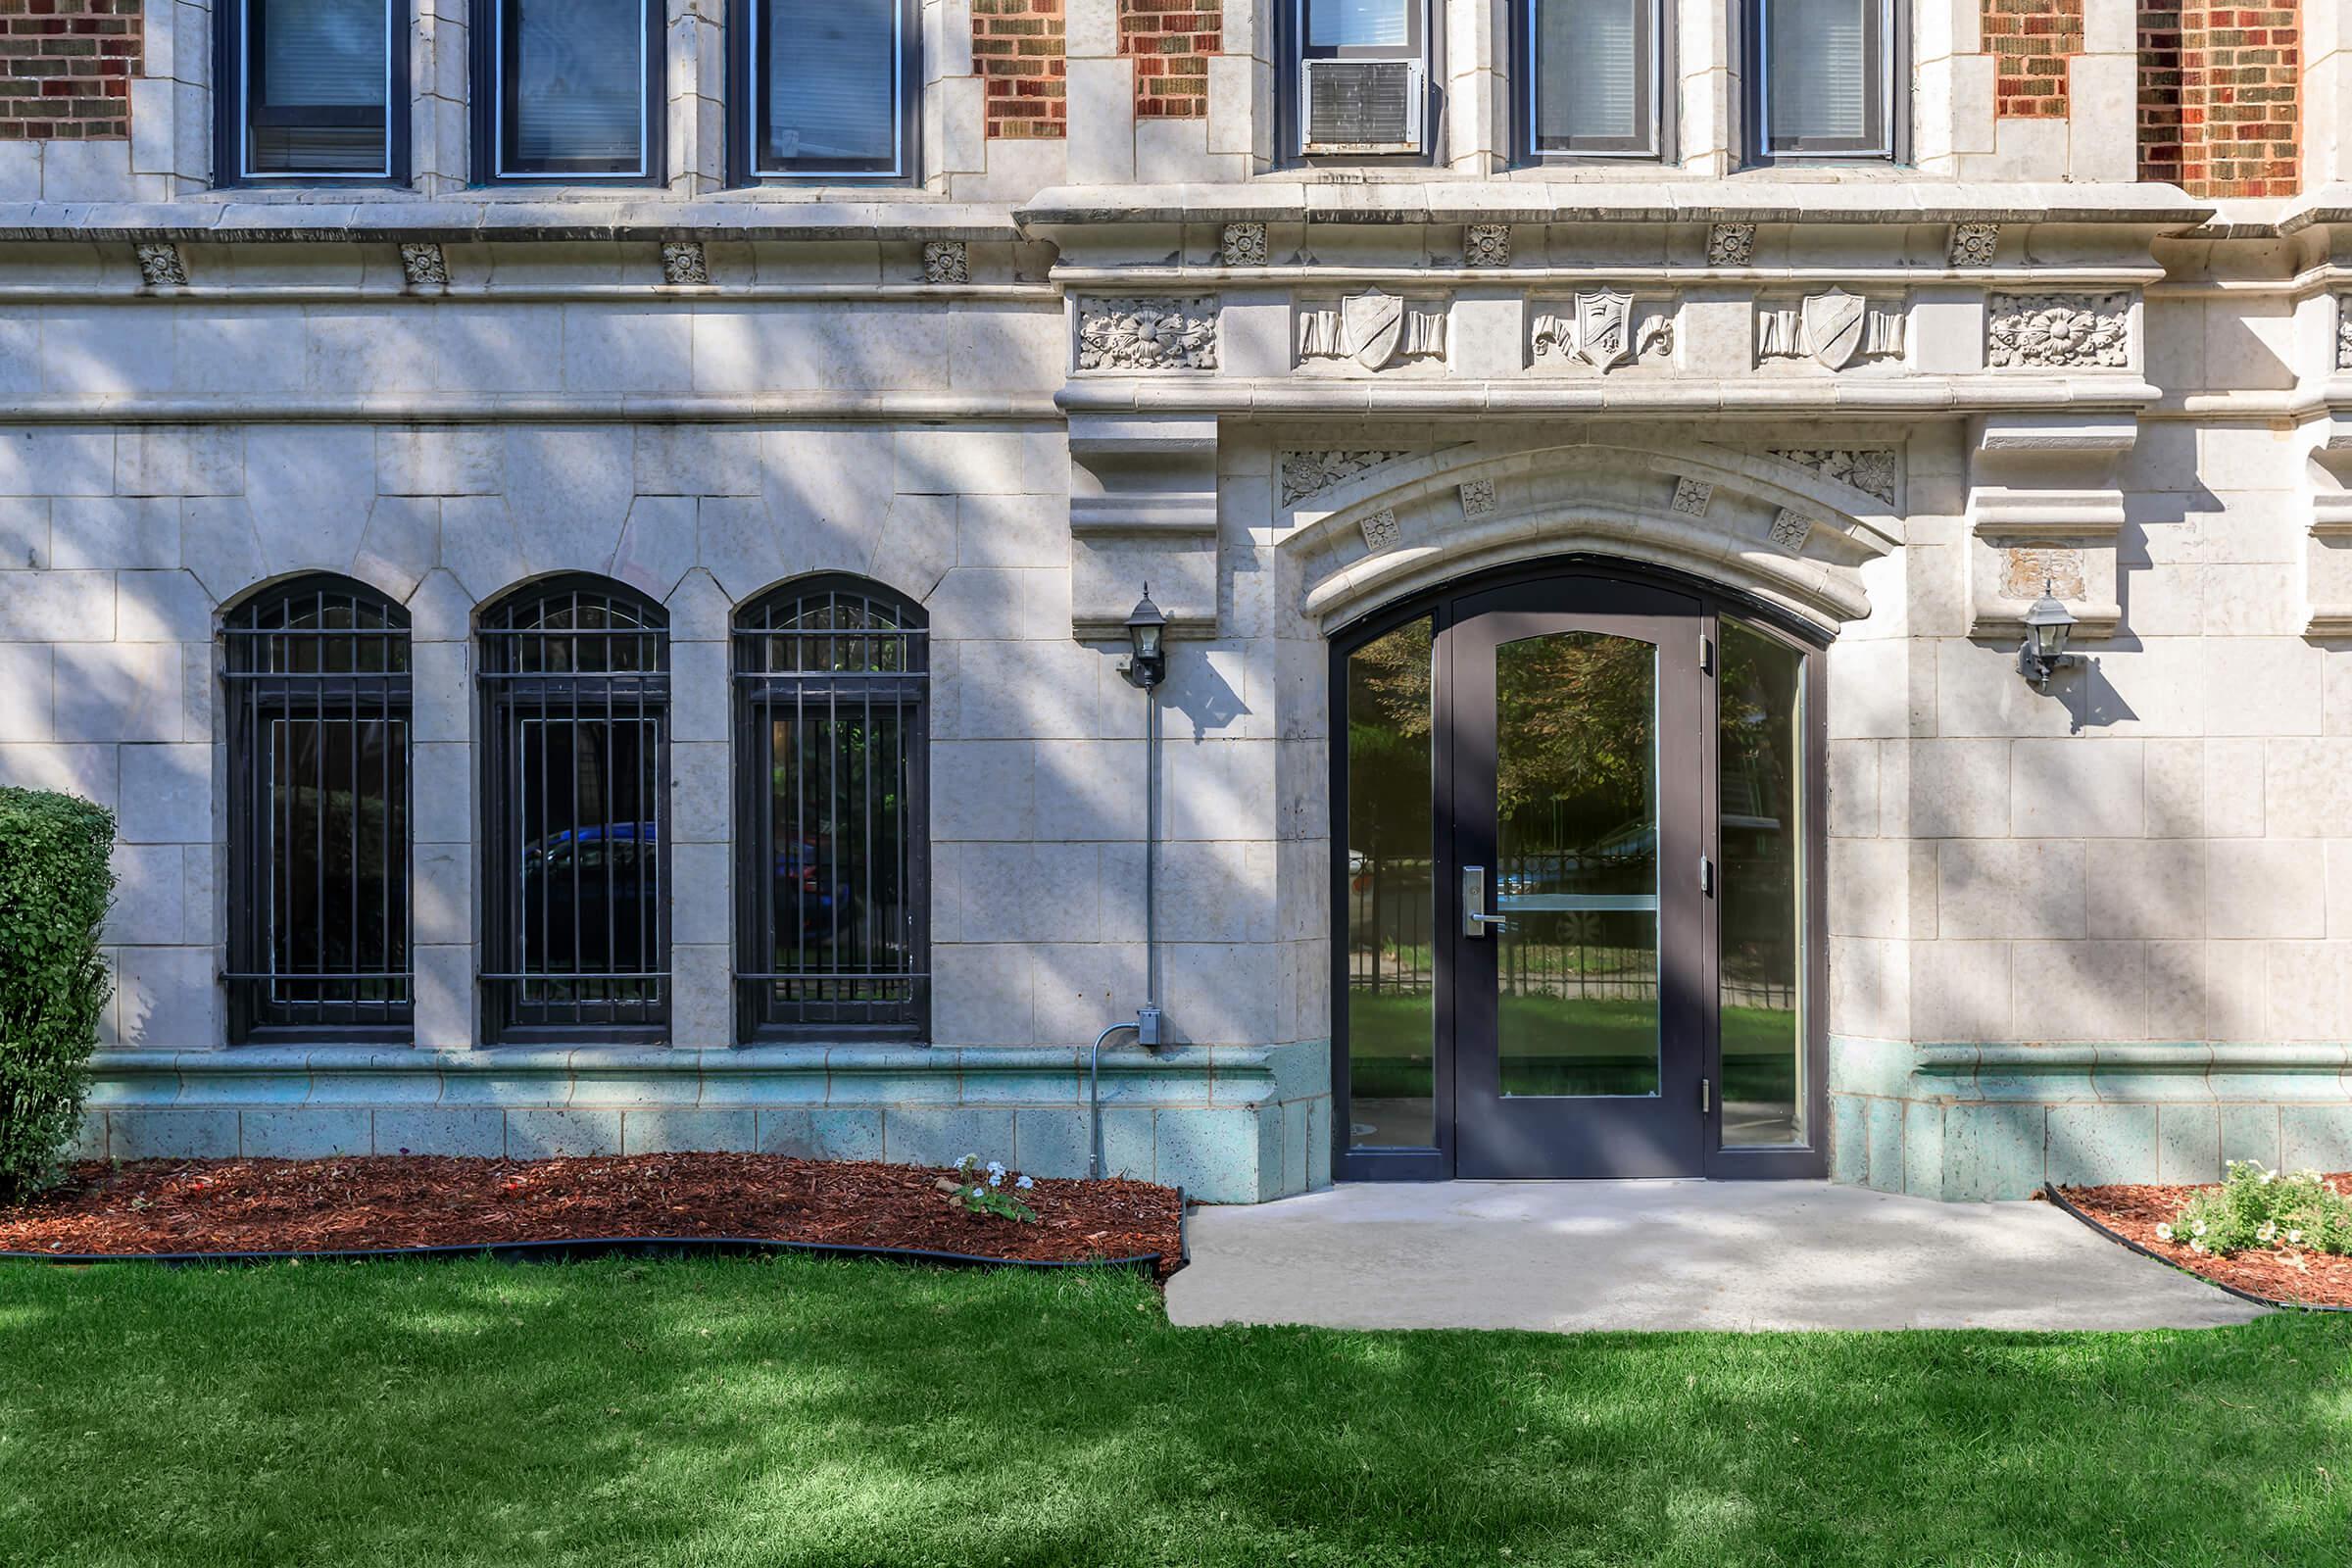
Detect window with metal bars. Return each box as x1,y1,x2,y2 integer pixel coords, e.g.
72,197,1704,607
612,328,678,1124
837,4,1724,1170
478,576,671,1043
223,575,414,1043
733,577,929,1040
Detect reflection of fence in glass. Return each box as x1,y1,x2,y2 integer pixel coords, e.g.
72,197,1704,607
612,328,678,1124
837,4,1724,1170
1345,854,1433,998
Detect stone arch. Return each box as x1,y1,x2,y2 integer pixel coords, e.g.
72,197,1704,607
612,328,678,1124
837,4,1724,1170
1281,437,1903,637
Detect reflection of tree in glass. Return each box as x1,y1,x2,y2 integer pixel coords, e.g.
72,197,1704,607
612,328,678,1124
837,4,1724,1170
1346,618,1433,858
1494,633,1653,824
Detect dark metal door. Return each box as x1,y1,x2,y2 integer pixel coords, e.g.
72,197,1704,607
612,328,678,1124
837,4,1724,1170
1445,578,1709,1179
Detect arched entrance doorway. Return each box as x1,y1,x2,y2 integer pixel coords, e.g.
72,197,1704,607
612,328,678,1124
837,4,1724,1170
1331,560,1828,1181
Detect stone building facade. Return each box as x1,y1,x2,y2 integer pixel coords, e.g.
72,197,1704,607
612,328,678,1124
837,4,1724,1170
5,0,2352,1201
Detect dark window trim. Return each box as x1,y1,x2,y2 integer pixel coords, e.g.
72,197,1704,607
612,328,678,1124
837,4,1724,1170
1741,0,1907,166
732,575,931,1043
474,0,666,185
222,573,415,1045
1278,0,1444,167
725,0,923,185
476,575,673,1046
1513,0,1675,164
215,0,411,187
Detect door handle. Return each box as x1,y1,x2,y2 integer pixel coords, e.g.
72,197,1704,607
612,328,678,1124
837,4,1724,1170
1461,865,1507,938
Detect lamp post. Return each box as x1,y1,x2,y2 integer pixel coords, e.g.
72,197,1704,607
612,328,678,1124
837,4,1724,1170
1119,586,1166,691
1091,588,1171,1177
2017,580,2079,690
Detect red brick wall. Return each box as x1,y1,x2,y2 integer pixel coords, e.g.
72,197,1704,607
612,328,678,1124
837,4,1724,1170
0,0,142,142
1984,0,2082,118
975,0,1066,139
2137,0,2299,196
1122,0,1219,119
2137,0,2183,182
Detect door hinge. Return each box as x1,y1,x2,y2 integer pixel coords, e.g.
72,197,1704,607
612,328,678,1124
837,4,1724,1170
1698,855,1715,896
1700,1077,1712,1114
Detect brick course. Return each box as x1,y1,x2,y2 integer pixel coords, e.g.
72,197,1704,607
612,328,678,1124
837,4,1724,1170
1984,0,2082,119
1120,0,1219,119
2138,0,2298,196
0,0,142,142
975,0,1067,139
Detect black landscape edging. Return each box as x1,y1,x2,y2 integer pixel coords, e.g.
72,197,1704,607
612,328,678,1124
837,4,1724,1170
2041,1182,2352,1313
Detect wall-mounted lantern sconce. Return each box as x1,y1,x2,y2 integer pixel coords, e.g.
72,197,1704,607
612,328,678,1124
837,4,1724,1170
2017,580,2079,690
1119,586,1167,690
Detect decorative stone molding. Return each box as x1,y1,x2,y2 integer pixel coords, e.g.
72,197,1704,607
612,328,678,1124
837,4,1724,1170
661,242,710,285
399,242,448,286
1465,224,1511,267
2337,296,2352,369
2001,546,2085,601
1076,297,1219,371
1949,222,2000,268
1756,291,1906,370
1987,292,2132,369
133,242,185,287
1458,478,1496,518
1531,290,1673,371
1768,449,1899,506
921,240,969,285
1296,290,1447,370
1965,414,2134,637
1281,450,1410,506
1067,414,1220,636
1360,509,1401,552
1706,222,1755,267
1670,476,1714,516
2304,418,2352,632
1221,221,1267,267
1768,509,1813,551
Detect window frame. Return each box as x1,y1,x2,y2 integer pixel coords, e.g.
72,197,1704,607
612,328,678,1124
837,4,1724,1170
222,574,415,1045
1742,0,1905,165
215,0,410,187
725,0,923,184
1280,0,1442,166
474,0,666,185
1515,0,1673,163
732,576,932,1044
477,575,673,1047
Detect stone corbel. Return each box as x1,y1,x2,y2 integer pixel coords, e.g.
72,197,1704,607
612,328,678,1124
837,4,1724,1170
2305,417,2352,634
1067,415,1220,639
1966,415,2134,639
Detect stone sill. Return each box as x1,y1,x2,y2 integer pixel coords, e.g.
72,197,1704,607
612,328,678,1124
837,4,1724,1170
0,199,1025,245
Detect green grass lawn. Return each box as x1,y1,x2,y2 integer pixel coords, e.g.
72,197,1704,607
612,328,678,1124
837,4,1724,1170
1348,994,1797,1102
2,1258,2348,1566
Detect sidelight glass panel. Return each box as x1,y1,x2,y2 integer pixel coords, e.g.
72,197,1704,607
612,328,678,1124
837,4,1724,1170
499,0,648,176
1494,632,1658,1097
1719,619,1805,1146
1345,618,1435,1148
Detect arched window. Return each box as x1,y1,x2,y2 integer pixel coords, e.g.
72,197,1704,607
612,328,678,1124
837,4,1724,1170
223,575,413,1043
478,576,670,1042
733,577,928,1039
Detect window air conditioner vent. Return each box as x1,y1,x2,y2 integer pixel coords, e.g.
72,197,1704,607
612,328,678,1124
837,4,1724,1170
1301,59,1421,154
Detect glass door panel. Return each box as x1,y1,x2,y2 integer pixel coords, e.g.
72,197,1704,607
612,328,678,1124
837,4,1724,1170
1343,617,1437,1151
1717,618,1805,1148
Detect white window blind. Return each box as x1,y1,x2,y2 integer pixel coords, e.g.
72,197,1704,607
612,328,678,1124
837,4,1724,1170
1768,0,1872,146
261,0,384,110
762,0,899,168
1535,0,1642,145
507,0,644,172
1308,0,1411,49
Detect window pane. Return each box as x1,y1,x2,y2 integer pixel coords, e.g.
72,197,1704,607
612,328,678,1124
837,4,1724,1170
1534,0,1643,146
504,0,646,173
1719,619,1804,1147
1308,0,1411,48
1768,0,1873,146
247,0,389,174
760,0,901,171
268,716,411,1010
1346,618,1434,1148
517,717,662,1006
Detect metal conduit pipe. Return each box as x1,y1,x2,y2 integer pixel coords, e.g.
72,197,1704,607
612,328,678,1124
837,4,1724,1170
1090,588,1169,1181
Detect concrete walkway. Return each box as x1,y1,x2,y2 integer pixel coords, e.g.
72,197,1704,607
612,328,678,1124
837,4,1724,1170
1165,1181,2267,1333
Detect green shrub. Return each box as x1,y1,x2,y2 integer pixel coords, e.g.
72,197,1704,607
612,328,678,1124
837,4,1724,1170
2163,1160,2352,1256
0,788,116,1201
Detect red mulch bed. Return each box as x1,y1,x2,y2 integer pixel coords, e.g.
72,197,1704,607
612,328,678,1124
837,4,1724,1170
2058,1179,2352,1308
0,1155,1186,1282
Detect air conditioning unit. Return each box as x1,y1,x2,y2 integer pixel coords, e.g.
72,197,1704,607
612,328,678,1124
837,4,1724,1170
1300,59,1422,155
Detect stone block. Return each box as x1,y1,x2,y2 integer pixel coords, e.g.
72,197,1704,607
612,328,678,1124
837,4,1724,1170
2218,1103,2281,1171
373,1108,508,1157
2011,739,2142,838
240,1108,371,1158
756,1107,885,1162
108,1109,238,1161
56,644,183,747
1941,1102,2045,1200
1155,1105,1274,1202
1902,1100,1946,1197
1,571,113,644
51,497,179,571
620,1108,756,1153
2156,1103,2223,1184
505,1109,624,1158
116,744,210,844
1937,841,2083,940
1863,1096,1904,1193
2209,842,2326,940
2045,1102,2159,1186
884,1106,1016,1169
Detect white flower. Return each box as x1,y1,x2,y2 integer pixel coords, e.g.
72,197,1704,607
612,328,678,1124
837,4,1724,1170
2260,1169,2277,1186
2190,1241,2209,1255
1015,1175,1034,1190
2289,1229,2305,1245
2156,1223,2174,1241
987,1161,1005,1176
987,1170,1003,1187
2191,1220,2207,1238
2258,1221,2278,1244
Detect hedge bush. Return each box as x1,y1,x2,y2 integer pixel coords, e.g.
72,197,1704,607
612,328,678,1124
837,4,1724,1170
0,788,115,1200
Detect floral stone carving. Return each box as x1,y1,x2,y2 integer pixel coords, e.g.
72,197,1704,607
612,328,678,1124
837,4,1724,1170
1769,508,1813,551
1769,449,1898,505
1281,450,1409,506
1360,509,1401,552
399,242,448,285
134,242,186,287
2337,296,2352,370
1706,223,1755,268
922,241,969,284
1458,478,1496,518
1222,222,1267,267
661,242,710,285
1987,293,2132,369
1465,224,1511,268
1949,222,2000,268
1670,476,1714,516
1077,297,1219,371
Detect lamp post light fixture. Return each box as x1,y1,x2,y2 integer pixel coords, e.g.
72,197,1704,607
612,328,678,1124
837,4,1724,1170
2017,580,2080,690
1120,585,1167,690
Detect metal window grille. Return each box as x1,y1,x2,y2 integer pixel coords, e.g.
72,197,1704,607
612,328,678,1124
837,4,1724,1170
733,577,929,1038
478,576,670,1041
223,575,414,1042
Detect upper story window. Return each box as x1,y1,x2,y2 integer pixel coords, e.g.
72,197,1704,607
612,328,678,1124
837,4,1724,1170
222,576,413,1043
1293,0,1430,158
1523,0,1665,160
218,0,407,183
731,0,920,181
1749,0,1897,160
478,0,664,183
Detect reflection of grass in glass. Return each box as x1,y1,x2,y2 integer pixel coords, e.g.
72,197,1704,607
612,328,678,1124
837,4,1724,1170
1346,993,1796,1102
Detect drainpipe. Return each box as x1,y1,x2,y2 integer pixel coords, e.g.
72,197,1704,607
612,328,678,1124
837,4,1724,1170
1091,588,1169,1178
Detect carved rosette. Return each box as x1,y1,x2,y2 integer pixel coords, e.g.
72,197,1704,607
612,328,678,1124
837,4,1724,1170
134,242,186,287
1280,449,1409,506
1768,508,1813,552
1706,222,1755,268
399,242,448,286
1987,292,2132,369
1458,478,1496,518
1465,224,1511,268
1670,476,1714,516
2337,296,2352,370
1769,449,1898,505
922,241,969,285
1949,222,2000,268
1077,297,1219,371
1360,509,1401,553
1221,222,1267,267
661,242,710,286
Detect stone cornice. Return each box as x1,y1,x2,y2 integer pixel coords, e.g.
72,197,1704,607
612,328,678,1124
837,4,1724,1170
0,199,1027,245
1057,376,2163,419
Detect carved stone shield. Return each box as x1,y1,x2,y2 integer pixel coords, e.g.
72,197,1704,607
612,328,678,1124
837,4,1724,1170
1573,289,1633,370
1801,287,1868,370
1341,289,1406,369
